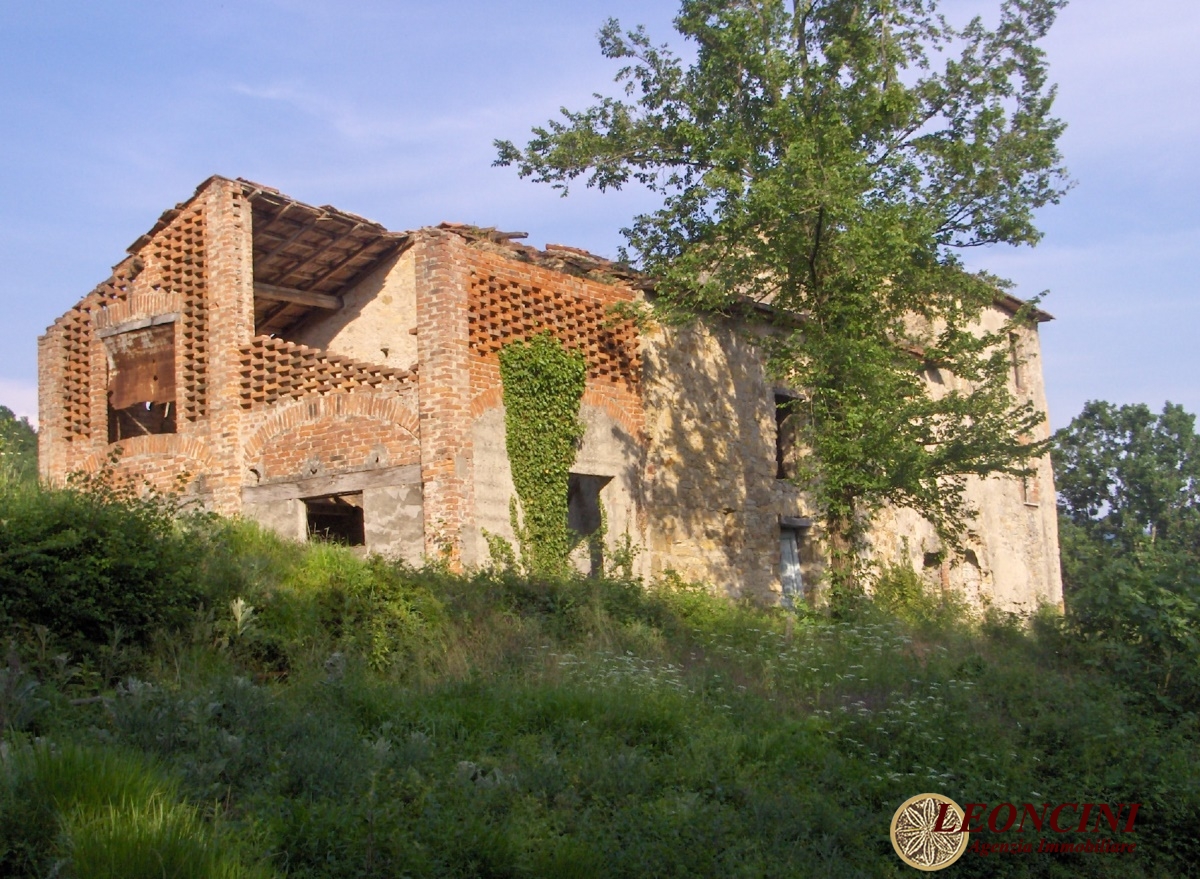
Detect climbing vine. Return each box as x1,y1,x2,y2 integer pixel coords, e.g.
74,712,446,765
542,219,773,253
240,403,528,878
499,333,587,576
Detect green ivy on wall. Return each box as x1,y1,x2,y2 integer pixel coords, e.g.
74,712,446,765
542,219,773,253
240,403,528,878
499,333,587,577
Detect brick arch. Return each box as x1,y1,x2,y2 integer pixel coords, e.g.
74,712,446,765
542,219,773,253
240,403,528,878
92,291,183,332
581,388,643,440
243,390,419,464
82,435,216,474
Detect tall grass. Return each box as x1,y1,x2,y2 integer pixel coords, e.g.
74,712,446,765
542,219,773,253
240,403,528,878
0,742,267,878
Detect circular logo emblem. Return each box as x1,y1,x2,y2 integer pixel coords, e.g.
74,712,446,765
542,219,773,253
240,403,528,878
890,793,969,871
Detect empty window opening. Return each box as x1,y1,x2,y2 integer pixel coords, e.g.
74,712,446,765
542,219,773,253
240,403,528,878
105,323,176,441
305,493,365,546
774,391,801,480
568,473,612,577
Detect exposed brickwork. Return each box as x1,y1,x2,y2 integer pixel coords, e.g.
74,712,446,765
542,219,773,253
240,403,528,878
243,390,420,485
414,229,474,562
55,258,140,443
201,179,255,513
243,391,419,460
238,336,414,409
258,415,420,482
79,435,218,498
467,253,641,387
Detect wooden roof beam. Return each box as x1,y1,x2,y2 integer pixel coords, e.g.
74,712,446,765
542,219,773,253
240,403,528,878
254,282,341,310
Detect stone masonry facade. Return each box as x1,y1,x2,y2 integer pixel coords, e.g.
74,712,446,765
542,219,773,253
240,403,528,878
39,176,1063,611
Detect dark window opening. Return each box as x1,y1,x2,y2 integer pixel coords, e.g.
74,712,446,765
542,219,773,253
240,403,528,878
105,323,176,440
305,493,365,546
775,392,800,479
568,473,612,577
108,401,176,442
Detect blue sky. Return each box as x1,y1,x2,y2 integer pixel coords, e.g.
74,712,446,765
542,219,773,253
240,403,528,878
1,0,1196,430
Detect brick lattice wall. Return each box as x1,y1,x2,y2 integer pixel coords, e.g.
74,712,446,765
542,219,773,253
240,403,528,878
464,249,644,438
238,336,415,409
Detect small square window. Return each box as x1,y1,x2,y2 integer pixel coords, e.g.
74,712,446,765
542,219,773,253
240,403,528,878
304,493,365,546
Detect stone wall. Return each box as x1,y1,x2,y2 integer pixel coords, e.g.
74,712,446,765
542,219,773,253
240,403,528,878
639,318,815,601
867,307,1063,611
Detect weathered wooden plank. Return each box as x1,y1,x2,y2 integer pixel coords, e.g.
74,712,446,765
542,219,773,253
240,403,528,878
253,282,341,310
242,464,422,503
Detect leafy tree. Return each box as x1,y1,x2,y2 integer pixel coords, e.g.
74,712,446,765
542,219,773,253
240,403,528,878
1055,400,1200,551
1052,401,1200,707
0,405,37,484
496,0,1069,588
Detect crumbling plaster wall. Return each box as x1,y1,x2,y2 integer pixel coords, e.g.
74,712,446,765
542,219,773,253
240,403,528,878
469,400,642,574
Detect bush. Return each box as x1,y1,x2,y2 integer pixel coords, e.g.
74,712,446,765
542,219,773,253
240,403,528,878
0,469,201,657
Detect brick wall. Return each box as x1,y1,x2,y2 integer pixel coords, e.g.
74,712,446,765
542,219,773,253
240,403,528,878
257,415,420,482
413,229,474,562
38,186,211,494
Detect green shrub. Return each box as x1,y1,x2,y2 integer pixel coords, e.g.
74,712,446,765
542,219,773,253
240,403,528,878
870,562,968,630
0,472,201,657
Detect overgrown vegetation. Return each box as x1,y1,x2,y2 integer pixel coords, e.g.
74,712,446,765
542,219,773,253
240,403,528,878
2,467,1198,877
498,332,588,576
1053,400,1200,711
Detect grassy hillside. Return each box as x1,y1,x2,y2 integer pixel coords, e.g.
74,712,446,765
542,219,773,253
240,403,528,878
1,476,1197,878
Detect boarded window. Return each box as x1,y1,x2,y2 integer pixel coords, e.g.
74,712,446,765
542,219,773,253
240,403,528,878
105,323,176,440
1022,475,1040,506
305,493,365,546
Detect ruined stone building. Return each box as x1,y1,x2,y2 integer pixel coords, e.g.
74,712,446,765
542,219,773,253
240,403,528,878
38,176,1063,611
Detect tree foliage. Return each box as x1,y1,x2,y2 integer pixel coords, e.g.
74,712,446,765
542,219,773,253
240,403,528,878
1053,401,1200,708
0,405,37,484
497,0,1069,585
